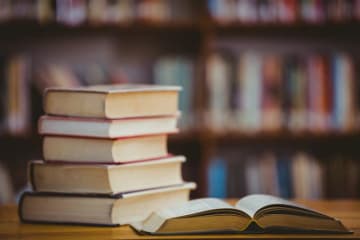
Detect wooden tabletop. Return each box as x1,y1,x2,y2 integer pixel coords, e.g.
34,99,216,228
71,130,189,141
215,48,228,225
1,199,360,239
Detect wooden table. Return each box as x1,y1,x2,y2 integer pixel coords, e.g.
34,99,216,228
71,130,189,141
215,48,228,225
1,199,360,239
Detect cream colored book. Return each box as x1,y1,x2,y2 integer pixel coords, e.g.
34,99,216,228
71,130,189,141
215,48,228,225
38,115,179,138
19,183,196,226
30,156,185,194
43,134,168,163
132,195,349,234
44,84,180,118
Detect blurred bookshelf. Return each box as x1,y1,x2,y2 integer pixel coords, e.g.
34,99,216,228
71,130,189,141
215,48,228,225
1,0,360,203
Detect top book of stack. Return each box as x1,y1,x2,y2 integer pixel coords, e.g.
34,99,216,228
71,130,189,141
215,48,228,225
44,84,181,118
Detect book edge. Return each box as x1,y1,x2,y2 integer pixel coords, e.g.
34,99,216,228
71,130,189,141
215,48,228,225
20,182,195,199
43,153,174,165
44,85,181,94
39,113,181,122
34,155,186,168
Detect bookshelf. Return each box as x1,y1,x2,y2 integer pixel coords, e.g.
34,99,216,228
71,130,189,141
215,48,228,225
1,0,360,200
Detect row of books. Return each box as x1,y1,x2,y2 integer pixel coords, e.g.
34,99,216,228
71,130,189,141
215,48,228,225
208,0,360,24
208,151,360,199
153,56,194,129
19,84,196,226
0,0,191,26
206,51,356,132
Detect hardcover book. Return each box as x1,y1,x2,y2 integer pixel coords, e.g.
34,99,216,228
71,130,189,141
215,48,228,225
44,84,180,118
43,134,168,163
38,115,178,138
132,194,349,234
30,156,185,194
19,182,196,226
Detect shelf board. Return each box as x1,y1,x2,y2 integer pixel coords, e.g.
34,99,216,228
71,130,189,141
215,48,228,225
2,19,359,38
0,19,201,38
210,130,360,144
209,20,360,38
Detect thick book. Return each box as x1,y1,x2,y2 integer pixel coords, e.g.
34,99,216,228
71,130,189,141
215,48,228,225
132,195,349,234
43,84,180,118
38,115,178,138
30,155,185,194
19,182,196,226
43,134,168,163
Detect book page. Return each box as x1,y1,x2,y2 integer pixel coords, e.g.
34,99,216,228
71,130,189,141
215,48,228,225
235,194,312,217
156,198,236,220
235,194,329,218
132,198,249,233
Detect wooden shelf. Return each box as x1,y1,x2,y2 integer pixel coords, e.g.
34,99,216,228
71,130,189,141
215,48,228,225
207,130,360,154
211,130,360,140
0,20,201,38
2,19,360,37
207,20,360,39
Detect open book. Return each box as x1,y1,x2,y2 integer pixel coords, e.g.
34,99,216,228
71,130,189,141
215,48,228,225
132,194,350,234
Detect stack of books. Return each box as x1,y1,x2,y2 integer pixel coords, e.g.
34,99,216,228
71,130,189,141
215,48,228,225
19,84,196,226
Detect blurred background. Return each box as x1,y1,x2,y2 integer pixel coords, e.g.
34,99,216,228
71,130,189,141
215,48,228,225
0,0,360,204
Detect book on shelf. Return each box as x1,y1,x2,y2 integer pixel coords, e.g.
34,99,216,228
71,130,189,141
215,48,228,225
88,0,135,24
291,152,324,199
42,134,168,163
153,56,194,129
30,155,185,194
38,114,179,138
19,182,196,226
4,55,31,136
44,84,180,119
137,0,170,22
283,56,307,131
276,155,293,198
208,0,359,24
332,53,356,131
207,157,227,198
132,194,349,234
206,52,233,131
244,155,262,194
259,152,279,195
56,0,87,26
237,52,262,131
236,0,258,24
261,54,283,131
307,54,331,132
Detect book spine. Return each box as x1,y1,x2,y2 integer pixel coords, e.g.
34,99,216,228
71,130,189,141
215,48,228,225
29,161,37,192
18,192,27,223
207,157,227,198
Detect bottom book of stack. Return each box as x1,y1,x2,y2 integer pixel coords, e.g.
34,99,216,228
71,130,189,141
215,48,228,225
19,183,195,226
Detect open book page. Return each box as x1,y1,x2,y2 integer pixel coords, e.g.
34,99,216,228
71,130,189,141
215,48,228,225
131,198,239,233
155,198,236,219
235,194,327,218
